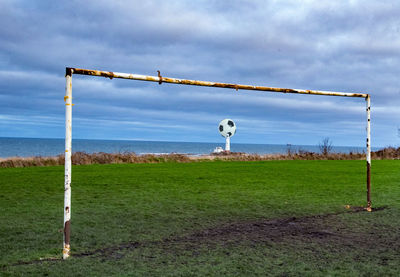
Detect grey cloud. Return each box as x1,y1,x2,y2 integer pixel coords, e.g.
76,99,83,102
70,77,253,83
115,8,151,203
0,0,399,146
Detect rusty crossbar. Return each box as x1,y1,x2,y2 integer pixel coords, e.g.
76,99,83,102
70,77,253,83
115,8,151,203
67,67,368,98
63,67,372,260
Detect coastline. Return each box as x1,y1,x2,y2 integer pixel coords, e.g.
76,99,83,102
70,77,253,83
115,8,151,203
1,147,399,168
0,137,374,158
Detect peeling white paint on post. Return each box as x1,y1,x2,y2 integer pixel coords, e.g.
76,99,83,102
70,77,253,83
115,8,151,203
63,68,73,259
366,95,372,212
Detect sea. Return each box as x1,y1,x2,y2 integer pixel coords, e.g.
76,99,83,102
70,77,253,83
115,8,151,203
0,137,374,158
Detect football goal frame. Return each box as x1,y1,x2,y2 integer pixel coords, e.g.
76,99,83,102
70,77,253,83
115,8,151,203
63,67,372,259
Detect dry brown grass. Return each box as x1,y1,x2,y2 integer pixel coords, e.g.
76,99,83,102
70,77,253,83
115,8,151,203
0,147,399,168
0,152,191,168
71,152,191,165
372,146,400,159
210,150,366,161
0,155,64,168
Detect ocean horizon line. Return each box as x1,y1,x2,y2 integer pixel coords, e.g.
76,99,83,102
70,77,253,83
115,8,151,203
0,136,370,149
0,137,379,159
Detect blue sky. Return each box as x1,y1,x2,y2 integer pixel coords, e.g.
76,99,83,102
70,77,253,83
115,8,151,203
0,0,399,147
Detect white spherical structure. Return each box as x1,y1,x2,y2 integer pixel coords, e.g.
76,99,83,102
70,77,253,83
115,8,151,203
218,119,236,138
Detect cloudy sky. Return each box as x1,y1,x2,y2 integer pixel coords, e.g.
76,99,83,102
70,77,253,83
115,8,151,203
1,0,399,147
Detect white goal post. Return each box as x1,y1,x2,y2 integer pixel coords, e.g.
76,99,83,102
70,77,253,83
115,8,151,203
63,67,372,259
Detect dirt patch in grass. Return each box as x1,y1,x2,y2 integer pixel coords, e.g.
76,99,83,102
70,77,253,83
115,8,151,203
163,206,390,250
6,206,393,266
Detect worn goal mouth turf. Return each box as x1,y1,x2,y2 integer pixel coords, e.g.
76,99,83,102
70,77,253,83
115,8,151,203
6,206,388,267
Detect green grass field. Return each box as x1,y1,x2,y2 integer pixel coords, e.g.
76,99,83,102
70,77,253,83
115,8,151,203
1,160,399,276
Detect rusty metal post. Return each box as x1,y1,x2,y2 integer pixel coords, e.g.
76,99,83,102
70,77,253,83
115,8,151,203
63,68,73,259
366,95,372,212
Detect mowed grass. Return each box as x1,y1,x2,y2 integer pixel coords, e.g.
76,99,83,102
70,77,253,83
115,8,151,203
0,160,399,276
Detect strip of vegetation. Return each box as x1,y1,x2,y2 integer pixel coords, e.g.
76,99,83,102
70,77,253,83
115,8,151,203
0,146,399,168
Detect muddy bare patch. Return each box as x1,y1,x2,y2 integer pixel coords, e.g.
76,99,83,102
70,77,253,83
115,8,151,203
163,207,388,250
5,206,392,267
